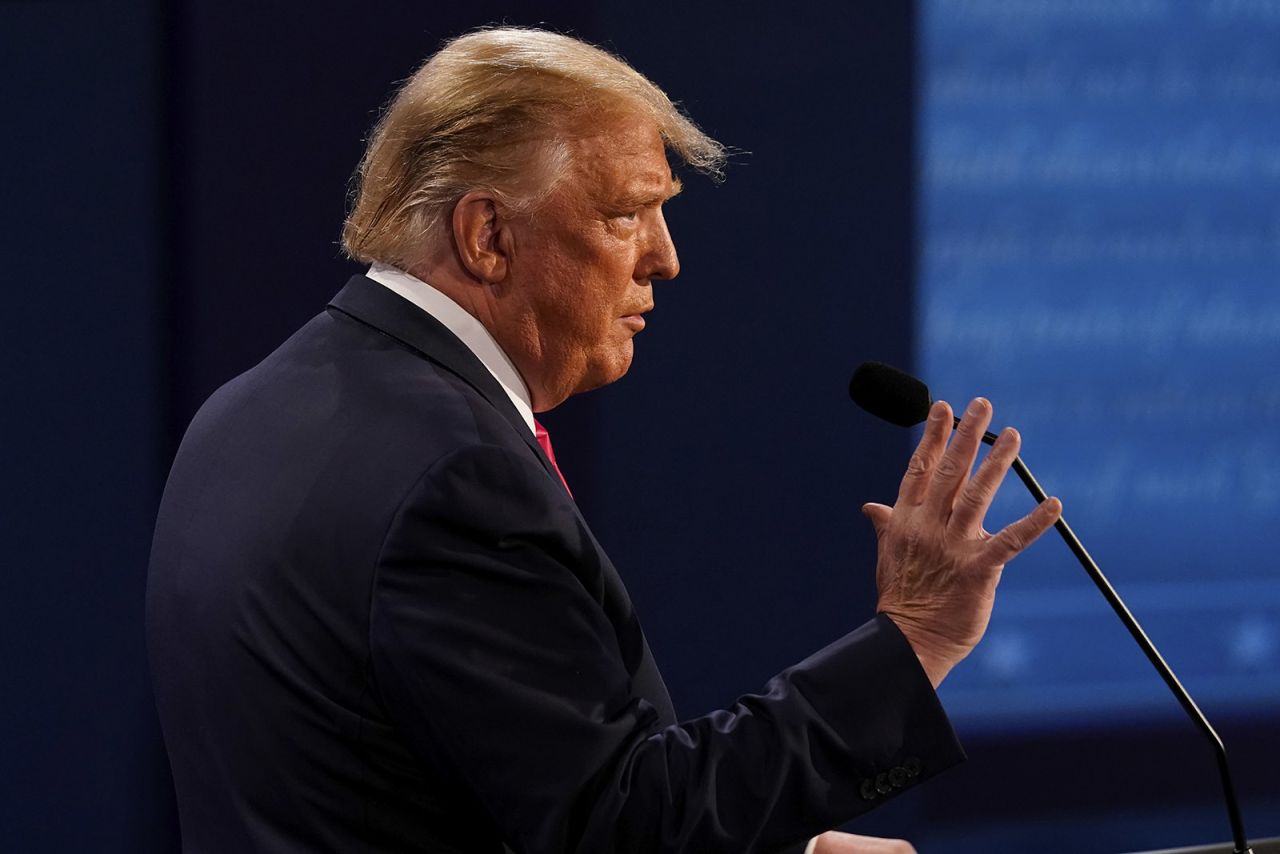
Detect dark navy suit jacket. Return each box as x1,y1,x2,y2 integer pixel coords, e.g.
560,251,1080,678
147,274,965,853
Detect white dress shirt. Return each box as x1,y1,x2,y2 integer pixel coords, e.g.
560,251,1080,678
365,261,536,436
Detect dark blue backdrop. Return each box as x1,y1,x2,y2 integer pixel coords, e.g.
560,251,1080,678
2,1,1274,852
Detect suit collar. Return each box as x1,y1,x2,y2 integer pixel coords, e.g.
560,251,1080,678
328,274,557,478
364,262,536,434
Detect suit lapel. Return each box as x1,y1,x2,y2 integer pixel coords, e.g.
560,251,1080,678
327,275,561,485
330,275,675,722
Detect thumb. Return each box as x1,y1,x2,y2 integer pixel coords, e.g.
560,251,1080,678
861,502,893,537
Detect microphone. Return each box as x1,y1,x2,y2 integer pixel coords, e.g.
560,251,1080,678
849,361,1254,854
848,362,933,427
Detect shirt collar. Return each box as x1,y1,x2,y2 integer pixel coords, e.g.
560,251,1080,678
365,262,536,435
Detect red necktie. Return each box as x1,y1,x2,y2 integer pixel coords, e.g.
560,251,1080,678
534,419,573,497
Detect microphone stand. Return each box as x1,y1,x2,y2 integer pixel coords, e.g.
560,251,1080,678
963,418,1253,854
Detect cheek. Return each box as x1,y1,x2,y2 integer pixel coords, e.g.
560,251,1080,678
530,243,634,346
533,276,607,353
569,262,630,335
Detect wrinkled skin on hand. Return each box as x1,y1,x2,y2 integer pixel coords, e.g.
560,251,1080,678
813,830,918,853
863,398,1063,688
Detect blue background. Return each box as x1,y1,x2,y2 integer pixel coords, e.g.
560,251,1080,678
919,1,1280,730
1,1,1274,852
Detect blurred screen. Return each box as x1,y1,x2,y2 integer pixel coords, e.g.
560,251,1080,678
918,0,1280,729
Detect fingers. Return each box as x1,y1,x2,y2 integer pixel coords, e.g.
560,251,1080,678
985,496,1063,565
948,426,1020,536
861,503,893,540
925,397,993,517
896,400,953,505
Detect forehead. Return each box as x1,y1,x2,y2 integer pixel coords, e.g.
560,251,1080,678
566,119,675,202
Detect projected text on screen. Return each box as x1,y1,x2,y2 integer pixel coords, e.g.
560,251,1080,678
919,0,1280,727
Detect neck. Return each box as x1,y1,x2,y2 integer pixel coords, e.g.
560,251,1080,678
406,258,560,412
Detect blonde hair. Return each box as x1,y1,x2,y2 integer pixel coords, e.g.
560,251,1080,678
341,27,726,269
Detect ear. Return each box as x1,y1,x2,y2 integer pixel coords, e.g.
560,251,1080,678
451,191,510,284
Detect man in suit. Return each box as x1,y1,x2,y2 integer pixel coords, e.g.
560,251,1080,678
147,27,1062,853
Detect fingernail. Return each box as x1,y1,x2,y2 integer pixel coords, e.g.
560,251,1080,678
967,397,989,416
929,401,946,421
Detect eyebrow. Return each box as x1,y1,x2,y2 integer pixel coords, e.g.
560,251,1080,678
616,176,683,209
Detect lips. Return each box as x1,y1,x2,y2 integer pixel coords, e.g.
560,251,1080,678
620,302,652,325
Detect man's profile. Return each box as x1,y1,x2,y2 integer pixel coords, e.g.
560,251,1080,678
147,27,1060,853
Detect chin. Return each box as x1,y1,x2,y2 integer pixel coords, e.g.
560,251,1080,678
577,346,635,395
605,344,636,384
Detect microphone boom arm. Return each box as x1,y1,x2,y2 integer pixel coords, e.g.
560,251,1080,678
964,418,1253,854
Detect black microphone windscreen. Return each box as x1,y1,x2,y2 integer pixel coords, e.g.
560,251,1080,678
848,362,933,427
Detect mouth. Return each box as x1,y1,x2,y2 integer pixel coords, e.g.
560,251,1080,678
620,304,653,331
624,306,655,330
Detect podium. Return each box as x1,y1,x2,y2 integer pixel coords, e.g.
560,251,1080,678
1125,838,1280,854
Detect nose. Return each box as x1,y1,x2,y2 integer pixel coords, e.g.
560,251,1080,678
642,208,680,282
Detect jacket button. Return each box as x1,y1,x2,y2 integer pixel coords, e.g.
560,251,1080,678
903,757,922,778
889,766,908,787
875,772,892,794
860,778,878,800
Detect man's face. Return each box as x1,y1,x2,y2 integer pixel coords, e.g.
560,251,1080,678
502,116,681,410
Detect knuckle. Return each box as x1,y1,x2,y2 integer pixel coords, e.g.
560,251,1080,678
976,456,1010,489
1002,527,1027,553
991,441,1018,465
936,455,963,479
905,451,931,478
958,484,988,511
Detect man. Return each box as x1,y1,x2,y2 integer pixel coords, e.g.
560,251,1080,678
147,27,1062,853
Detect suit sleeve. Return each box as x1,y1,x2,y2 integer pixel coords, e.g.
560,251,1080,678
368,444,964,854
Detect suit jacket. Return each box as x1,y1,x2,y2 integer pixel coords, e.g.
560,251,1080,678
147,274,965,853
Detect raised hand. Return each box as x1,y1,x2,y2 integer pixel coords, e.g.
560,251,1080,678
862,397,1063,688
